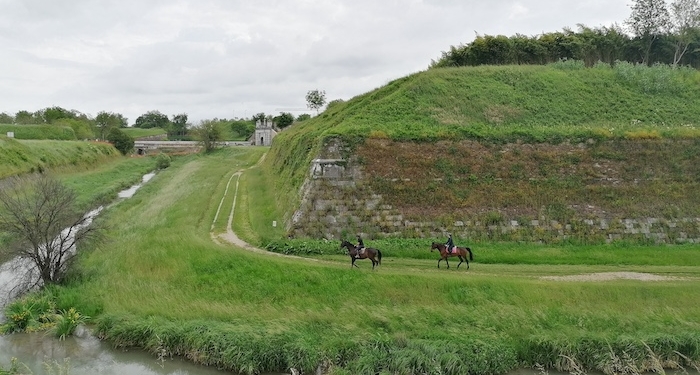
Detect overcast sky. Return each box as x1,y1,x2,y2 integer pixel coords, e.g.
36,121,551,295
0,0,632,125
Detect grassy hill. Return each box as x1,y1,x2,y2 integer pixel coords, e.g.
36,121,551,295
266,63,700,241
0,137,121,179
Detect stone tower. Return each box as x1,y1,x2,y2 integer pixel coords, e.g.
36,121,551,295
253,119,278,146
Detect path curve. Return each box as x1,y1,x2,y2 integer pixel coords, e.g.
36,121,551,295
209,153,319,262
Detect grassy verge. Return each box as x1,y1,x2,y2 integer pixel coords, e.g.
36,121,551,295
0,138,119,178
121,127,167,139
42,147,700,375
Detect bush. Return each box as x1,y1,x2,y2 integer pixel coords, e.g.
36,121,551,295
106,127,135,155
155,153,171,169
49,307,88,340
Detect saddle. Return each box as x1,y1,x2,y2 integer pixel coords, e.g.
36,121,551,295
446,246,456,254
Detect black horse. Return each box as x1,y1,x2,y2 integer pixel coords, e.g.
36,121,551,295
340,240,382,270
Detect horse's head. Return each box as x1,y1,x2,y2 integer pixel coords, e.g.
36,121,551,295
430,242,439,251
340,240,352,250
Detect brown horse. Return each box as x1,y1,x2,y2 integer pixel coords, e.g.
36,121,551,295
431,242,473,270
340,240,382,270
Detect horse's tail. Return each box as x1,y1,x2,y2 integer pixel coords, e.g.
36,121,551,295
467,247,473,261
377,249,382,265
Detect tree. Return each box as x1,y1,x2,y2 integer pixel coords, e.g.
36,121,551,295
36,106,75,124
95,111,127,140
305,89,326,114
626,0,671,64
273,112,294,129
15,110,37,125
252,112,267,123
169,113,189,139
192,120,223,153
134,110,170,129
670,0,700,66
0,175,101,287
0,112,14,124
296,114,311,122
230,119,255,139
106,127,134,155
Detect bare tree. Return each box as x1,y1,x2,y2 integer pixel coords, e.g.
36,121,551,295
0,174,101,288
670,0,700,66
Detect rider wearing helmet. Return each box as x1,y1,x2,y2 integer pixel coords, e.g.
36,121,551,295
445,233,454,254
356,235,365,258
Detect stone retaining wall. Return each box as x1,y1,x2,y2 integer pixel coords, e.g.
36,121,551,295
289,140,700,243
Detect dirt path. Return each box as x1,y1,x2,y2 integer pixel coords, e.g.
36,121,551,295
209,153,318,262
541,272,683,282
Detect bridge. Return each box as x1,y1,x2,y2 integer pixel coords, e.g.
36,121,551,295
134,140,252,154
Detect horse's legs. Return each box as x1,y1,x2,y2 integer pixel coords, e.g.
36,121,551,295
351,257,359,269
457,256,463,269
437,258,441,268
445,257,450,269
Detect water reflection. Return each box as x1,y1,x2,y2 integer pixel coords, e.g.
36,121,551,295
118,172,155,199
0,332,228,375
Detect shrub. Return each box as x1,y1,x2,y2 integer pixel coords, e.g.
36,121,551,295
106,127,135,155
155,153,171,169
49,307,89,340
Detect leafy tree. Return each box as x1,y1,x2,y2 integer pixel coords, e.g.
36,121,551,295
192,120,223,153
134,110,170,129
169,113,189,139
0,112,14,124
296,114,311,122
54,118,94,140
35,106,75,124
106,127,134,155
305,89,326,114
15,110,37,124
231,119,255,139
0,175,102,286
626,0,672,64
670,0,700,66
95,111,127,140
252,112,267,123
274,112,294,129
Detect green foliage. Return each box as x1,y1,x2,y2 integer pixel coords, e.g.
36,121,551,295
274,112,295,129
230,119,255,140
305,89,327,113
106,127,135,155
192,120,223,152
155,153,171,169
0,138,120,179
0,124,76,140
49,307,89,340
134,110,170,129
296,113,311,122
1,294,55,334
120,127,167,139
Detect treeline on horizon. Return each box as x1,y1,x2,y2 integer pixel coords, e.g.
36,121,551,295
0,106,310,142
431,25,700,69
432,0,700,69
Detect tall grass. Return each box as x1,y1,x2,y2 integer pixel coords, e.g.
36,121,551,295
46,147,700,374
0,125,75,140
0,138,119,178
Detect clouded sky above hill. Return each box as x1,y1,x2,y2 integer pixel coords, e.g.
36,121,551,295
0,0,631,124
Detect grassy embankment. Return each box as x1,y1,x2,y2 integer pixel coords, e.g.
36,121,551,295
29,145,699,375
265,62,700,240
121,127,167,139
0,124,76,140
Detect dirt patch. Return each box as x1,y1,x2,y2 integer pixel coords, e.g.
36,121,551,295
541,272,680,282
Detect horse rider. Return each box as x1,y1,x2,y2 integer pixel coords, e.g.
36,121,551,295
355,235,365,258
445,233,454,254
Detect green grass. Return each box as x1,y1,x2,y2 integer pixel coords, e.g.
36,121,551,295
0,138,120,178
46,147,700,375
0,124,76,140
265,64,700,222
120,127,167,139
